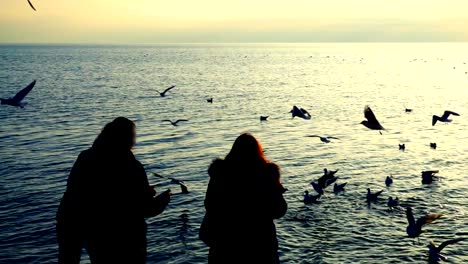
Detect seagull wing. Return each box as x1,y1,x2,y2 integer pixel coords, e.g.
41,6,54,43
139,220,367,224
162,85,176,94
27,0,36,11
174,119,188,124
437,238,467,253
364,106,383,127
328,136,340,140
406,207,416,226
306,135,320,138
311,182,324,195
12,80,35,102
432,115,440,126
442,110,460,119
152,172,164,178
416,213,442,229
374,190,384,197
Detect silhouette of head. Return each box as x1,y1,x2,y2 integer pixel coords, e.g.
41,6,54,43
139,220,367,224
93,117,136,151
226,133,266,164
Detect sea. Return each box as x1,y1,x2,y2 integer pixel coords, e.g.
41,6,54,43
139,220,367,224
1,43,467,263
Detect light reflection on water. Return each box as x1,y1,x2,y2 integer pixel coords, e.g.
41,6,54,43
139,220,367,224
0,43,467,263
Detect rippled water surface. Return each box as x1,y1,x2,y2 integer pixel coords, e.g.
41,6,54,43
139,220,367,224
1,43,468,263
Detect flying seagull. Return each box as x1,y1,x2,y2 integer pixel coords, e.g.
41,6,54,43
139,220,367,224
361,105,385,133
306,135,339,143
1,80,36,108
406,206,442,242
428,238,467,263
27,0,36,11
399,144,406,151
432,111,460,126
169,177,189,194
156,85,176,97
290,105,311,120
430,143,437,149
303,190,321,204
162,119,188,126
260,116,269,121
366,188,383,202
311,181,324,195
333,182,347,193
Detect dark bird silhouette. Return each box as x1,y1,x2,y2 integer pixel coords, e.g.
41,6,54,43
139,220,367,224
361,106,385,133
428,238,467,263
311,182,324,195
162,119,188,126
366,188,383,202
306,135,339,143
422,170,439,184
387,197,399,209
1,80,36,108
399,144,406,151
303,191,321,204
385,175,393,187
406,207,442,242
290,105,311,120
405,108,413,113
260,116,269,121
432,111,460,126
27,0,36,11
169,178,189,194
324,168,339,177
333,182,347,193
156,85,176,97
430,143,437,149
207,98,213,103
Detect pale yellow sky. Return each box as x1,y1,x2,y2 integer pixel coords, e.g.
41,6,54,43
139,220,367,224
1,0,468,43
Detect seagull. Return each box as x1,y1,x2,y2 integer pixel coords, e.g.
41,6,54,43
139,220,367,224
290,105,311,120
405,108,413,113
385,176,393,187
399,144,406,151
207,98,213,103
406,207,442,242
333,182,347,193
432,111,460,126
311,181,324,195
430,143,437,149
422,170,439,184
324,176,338,188
27,0,36,11
324,168,339,177
428,238,467,263
260,116,269,121
169,177,189,194
366,188,383,202
303,191,321,204
156,85,176,97
1,80,36,108
162,119,188,126
387,197,399,209
306,135,339,143
361,105,385,133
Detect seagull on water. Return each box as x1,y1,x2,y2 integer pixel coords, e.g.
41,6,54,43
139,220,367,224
156,85,176,97
1,80,36,108
207,98,213,103
366,188,383,202
432,111,460,126
333,182,347,193
399,144,406,151
385,175,393,187
162,119,188,126
405,108,413,113
406,206,442,242
430,143,437,149
428,238,467,263
422,170,439,184
27,0,36,11
260,116,269,121
290,105,311,120
387,197,399,209
303,190,321,204
306,135,339,143
361,105,385,134
169,177,189,194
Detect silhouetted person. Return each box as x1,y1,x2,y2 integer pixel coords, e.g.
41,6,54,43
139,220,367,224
56,117,171,264
200,133,287,264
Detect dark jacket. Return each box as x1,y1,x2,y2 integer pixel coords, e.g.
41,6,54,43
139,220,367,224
56,148,166,263
203,159,287,264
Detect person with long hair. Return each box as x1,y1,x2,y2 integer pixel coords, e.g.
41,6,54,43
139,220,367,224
200,133,287,263
56,117,171,263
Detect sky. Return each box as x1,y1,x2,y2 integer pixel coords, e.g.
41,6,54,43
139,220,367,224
1,0,468,44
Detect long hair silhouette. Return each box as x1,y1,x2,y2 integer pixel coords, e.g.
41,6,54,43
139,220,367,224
92,117,136,151
225,133,267,165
